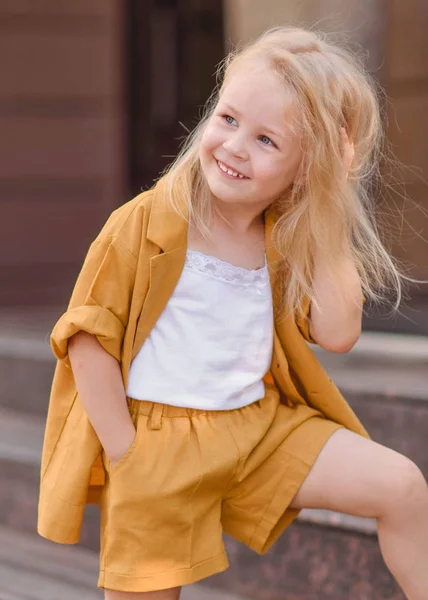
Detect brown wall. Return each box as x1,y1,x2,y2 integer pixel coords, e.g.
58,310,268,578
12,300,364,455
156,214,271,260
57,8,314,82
128,0,224,193
0,0,127,306
1,0,225,309
385,0,428,282
2,0,426,331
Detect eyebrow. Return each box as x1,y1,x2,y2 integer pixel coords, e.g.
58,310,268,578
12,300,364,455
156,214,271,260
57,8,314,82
220,102,285,140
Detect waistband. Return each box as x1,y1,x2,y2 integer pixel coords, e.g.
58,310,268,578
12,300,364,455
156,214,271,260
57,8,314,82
126,383,280,430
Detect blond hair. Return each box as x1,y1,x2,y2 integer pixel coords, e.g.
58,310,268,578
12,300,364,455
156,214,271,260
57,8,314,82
161,26,404,318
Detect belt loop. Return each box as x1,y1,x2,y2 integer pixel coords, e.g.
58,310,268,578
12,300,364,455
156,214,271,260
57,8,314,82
149,403,163,430
126,396,136,410
126,397,139,427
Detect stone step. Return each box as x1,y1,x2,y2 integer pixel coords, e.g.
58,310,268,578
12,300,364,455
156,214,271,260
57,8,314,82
1,308,428,417
0,407,405,599
312,332,428,401
0,307,58,418
0,525,102,600
1,320,428,478
0,310,423,598
0,407,374,540
0,525,247,600
0,334,54,419
312,335,428,476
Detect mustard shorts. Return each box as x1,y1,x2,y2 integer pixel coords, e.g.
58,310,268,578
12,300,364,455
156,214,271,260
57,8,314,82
98,385,344,593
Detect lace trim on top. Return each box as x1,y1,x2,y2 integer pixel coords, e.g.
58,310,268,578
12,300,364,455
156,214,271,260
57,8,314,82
185,249,269,288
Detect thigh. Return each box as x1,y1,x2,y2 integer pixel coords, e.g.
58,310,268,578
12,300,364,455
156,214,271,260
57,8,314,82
289,427,418,517
105,588,181,600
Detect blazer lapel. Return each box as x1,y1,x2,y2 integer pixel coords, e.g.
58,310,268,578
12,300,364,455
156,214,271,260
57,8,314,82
131,176,189,361
132,247,187,361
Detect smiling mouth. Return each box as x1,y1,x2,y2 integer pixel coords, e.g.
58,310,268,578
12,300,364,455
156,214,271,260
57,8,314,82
216,160,248,179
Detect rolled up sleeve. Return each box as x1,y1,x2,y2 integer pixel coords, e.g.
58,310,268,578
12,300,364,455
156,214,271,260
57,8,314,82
295,295,317,344
296,292,366,345
50,236,137,368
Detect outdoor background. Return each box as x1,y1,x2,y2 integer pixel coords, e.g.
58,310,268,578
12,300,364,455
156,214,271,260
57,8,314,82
0,2,427,600
1,0,428,333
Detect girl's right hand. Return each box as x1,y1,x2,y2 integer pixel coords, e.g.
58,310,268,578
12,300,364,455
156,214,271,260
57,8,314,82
105,426,137,468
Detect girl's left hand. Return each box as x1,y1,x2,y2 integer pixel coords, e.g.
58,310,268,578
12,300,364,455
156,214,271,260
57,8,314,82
340,127,354,180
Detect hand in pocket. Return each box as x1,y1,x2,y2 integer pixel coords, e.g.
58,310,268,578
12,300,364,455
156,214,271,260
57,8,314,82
105,426,138,470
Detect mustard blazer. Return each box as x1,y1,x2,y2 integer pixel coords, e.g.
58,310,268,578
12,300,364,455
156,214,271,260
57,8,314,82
37,176,370,544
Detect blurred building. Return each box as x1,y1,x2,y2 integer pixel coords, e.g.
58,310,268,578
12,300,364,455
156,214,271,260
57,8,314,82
1,0,427,333
0,0,224,308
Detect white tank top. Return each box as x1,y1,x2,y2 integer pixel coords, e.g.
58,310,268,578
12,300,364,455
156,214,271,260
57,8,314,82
126,249,273,410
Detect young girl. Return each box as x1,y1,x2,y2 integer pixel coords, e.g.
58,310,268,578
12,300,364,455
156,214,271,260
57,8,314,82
38,26,428,600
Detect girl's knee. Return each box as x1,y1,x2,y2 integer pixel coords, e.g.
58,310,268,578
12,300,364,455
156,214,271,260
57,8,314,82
381,454,427,517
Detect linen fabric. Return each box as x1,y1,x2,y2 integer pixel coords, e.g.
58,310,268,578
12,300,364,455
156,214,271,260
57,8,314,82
37,175,370,548
98,385,343,592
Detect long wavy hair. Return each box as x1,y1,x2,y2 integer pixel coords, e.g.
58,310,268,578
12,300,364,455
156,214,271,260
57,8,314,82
160,26,405,319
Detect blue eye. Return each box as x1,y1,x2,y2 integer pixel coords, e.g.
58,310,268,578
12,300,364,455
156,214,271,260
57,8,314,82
224,115,237,126
260,135,273,146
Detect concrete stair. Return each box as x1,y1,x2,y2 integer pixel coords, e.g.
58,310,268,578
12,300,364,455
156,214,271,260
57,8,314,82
1,308,427,598
0,524,246,600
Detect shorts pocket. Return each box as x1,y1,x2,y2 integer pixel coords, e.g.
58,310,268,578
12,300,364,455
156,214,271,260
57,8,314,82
108,413,142,475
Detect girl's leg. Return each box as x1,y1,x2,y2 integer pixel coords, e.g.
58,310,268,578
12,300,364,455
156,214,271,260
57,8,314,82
104,588,181,600
289,428,428,600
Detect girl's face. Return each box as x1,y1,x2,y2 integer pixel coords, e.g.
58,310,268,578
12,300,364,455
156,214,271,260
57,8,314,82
199,68,303,214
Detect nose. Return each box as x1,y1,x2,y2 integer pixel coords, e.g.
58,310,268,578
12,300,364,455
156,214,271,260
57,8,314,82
223,132,249,160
